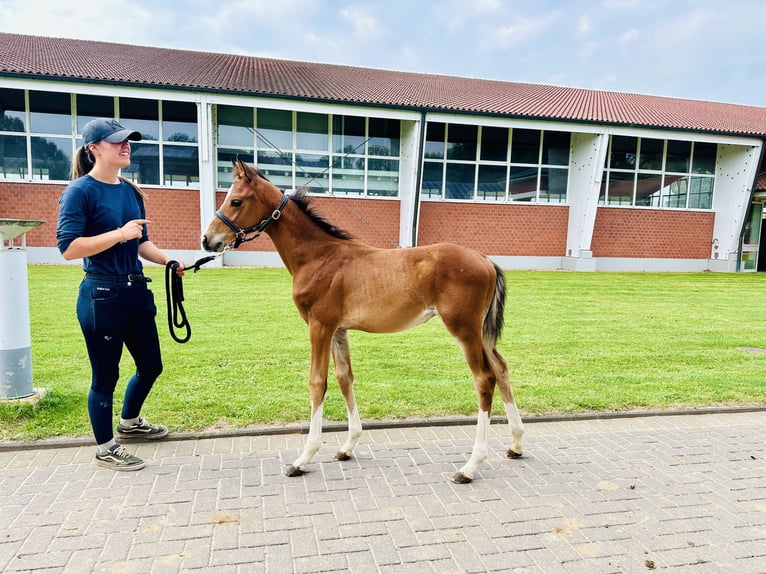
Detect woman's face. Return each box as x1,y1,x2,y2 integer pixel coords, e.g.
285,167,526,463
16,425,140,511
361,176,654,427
89,139,132,169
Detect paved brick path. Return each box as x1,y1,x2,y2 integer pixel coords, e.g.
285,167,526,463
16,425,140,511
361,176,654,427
1,411,765,573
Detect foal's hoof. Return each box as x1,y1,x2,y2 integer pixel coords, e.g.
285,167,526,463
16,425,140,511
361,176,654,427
334,451,351,462
451,471,473,484
285,464,304,477
507,449,523,459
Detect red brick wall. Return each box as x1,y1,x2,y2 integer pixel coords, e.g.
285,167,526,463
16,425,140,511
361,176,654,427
0,182,201,250
0,182,61,246
212,192,401,251
418,202,569,256
0,182,716,260
591,207,715,258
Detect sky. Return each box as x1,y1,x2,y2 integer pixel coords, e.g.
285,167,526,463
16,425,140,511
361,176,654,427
1,0,765,107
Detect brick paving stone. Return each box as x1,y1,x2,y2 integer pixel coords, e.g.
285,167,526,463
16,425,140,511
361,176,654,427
1,410,765,573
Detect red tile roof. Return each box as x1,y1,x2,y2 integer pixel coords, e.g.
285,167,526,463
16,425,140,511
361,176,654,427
2,32,766,138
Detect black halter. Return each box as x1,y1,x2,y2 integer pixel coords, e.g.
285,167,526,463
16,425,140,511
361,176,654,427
215,194,290,248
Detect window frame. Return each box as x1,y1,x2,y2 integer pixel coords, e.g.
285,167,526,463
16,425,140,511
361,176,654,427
421,121,571,203
600,135,716,210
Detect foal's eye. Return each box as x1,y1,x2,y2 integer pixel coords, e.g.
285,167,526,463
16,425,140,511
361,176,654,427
231,199,243,208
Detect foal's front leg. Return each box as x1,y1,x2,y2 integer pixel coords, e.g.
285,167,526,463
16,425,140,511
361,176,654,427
332,329,362,461
285,323,333,477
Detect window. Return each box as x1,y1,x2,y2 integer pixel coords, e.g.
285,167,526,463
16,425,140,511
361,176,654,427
600,136,715,209
421,122,570,203
214,106,401,196
162,101,198,187
0,88,27,179
118,98,199,187
0,89,199,186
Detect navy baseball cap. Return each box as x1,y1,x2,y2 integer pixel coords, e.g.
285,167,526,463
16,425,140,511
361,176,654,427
82,118,141,146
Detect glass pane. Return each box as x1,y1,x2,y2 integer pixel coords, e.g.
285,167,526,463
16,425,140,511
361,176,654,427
634,173,664,207
257,108,292,151
424,122,445,159
332,156,364,195
257,150,292,189
599,172,607,204
76,94,114,133
542,131,570,165
333,115,365,154
661,174,687,207
605,171,634,205
217,148,253,188
30,136,71,180
123,142,159,185
162,101,197,142
367,158,398,196
120,98,159,141
163,144,199,187
480,126,508,161
665,140,691,173
217,105,253,147
29,91,71,135
296,112,328,151
295,153,329,192
609,136,637,169
445,163,474,199
539,167,568,203
743,203,761,245
638,138,663,170
0,88,26,132
509,165,538,201
0,134,27,178
477,164,506,201
421,162,443,199
511,129,541,164
692,142,716,174
368,118,399,156
688,176,714,209
742,250,758,271
447,124,477,160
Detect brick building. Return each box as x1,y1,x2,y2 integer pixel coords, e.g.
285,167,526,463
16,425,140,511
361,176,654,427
2,33,765,271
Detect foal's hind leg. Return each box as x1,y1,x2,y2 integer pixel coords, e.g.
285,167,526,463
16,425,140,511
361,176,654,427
451,337,498,484
332,329,362,461
492,348,524,458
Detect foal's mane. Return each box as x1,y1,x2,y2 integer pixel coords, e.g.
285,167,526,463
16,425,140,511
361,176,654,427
288,189,354,241
250,166,353,241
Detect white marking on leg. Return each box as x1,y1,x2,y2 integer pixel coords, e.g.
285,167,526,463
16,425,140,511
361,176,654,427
458,409,490,480
291,402,324,471
504,401,524,455
339,405,362,456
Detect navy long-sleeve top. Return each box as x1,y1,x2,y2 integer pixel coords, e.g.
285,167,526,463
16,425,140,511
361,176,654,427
56,175,149,276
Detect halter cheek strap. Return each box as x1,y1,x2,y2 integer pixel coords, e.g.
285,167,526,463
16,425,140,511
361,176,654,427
215,194,290,248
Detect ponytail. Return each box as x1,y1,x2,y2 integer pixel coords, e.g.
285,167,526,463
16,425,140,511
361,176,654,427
71,145,94,179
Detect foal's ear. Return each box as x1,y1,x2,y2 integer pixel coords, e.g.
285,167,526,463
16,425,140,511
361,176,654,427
232,156,252,183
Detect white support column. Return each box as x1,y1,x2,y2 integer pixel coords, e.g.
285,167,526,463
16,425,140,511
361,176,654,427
397,117,422,248
197,97,218,259
710,143,763,271
564,132,608,270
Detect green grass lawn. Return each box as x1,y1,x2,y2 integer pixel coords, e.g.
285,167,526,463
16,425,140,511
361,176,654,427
2,265,765,441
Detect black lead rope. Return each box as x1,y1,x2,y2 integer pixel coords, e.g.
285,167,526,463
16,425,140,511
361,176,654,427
165,255,217,343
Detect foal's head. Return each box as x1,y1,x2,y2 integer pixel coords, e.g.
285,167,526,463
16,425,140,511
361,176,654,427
202,157,284,252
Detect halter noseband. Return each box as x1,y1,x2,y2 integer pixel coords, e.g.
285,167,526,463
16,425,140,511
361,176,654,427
215,194,290,248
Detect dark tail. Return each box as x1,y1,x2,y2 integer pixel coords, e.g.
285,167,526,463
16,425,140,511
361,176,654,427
482,262,506,346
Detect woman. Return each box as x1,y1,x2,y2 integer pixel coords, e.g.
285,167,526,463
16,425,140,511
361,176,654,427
57,118,185,471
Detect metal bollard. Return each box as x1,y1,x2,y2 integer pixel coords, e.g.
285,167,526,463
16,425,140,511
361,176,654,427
0,219,45,400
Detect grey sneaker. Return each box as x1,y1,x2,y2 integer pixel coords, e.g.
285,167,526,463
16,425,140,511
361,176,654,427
116,417,168,440
94,444,146,471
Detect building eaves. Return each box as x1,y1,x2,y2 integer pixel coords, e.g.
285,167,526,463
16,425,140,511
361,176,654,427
2,32,766,138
